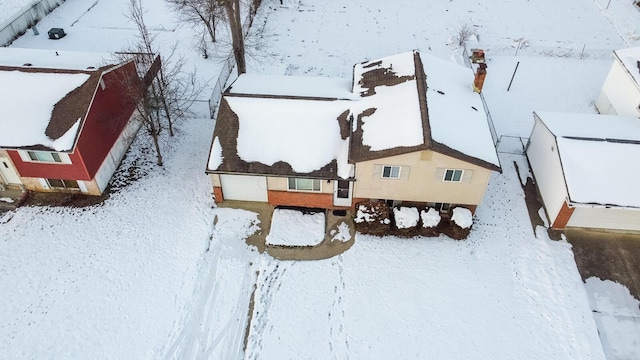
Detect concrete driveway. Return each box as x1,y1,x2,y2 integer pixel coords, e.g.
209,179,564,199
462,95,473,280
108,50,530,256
566,228,640,300
216,201,355,261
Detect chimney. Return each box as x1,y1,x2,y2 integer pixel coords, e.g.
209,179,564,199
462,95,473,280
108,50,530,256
473,63,487,93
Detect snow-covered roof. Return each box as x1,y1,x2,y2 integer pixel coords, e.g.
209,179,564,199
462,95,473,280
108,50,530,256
536,111,640,208
423,55,500,167
614,47,640,88
207,51,501,178
225,96,352,178
227,74,354,99
0,48,120,151
536,111,640,141
351,51,425,152
0,70,91,151
0,47,112,71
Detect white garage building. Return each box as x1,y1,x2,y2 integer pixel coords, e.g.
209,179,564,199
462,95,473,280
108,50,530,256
595,47,640,117
526,111,640,231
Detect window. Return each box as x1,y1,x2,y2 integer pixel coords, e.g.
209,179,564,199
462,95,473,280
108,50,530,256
434,202,451,212
47,179,79,189
288,178,321,192
49,179,79,189
443,169,463,182
381,165,401,179
28,151,62,163
385,199,401,207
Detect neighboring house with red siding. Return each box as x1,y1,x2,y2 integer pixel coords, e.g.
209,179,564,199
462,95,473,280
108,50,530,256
0,48,141,195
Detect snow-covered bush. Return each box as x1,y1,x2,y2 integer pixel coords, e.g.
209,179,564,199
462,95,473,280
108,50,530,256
420,208,441,228
393,207,419,229
451,207,473,229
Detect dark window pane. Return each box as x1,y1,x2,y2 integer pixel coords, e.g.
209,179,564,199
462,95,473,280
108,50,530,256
444,170,453,181
383,166,391,178
28,151,38,161
52,153,62,162
64,180,79,189
47,179,64,188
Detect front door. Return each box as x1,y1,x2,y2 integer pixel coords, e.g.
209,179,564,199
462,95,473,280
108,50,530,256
0,158,21,185
333,180,352,207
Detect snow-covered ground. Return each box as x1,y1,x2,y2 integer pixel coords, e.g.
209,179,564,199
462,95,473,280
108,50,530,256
244,153,603,359
0,0,32,26
1,0,640,359
586,278,640,359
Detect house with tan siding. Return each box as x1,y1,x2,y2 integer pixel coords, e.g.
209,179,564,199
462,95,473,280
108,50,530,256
206,51,501,214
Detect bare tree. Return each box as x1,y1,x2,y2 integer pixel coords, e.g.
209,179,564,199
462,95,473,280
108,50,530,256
165,0,222,44
455,22,477,46
218,0,246,74
164,0,264,73
120,0,204,166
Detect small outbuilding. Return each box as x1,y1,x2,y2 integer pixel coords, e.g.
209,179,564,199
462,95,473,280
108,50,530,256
526,111,640,231
595,47,640,117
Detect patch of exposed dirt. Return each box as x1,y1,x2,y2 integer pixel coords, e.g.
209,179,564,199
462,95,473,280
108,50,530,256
353,201,392,236
512,160,556,238
22,191,108,208
354,201,472,240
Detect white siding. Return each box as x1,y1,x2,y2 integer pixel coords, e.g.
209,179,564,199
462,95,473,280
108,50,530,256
0,156,21,184
38,178,49,189
94,114,142,192
596,60,640,117
220,175,268,202
567,206,640,232
595,91,616,115
526,115,569,224
78,181,88,193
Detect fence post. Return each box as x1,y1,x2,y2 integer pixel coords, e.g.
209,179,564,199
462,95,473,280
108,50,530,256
507,61,520,91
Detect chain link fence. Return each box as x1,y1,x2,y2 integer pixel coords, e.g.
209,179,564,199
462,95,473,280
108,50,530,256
208,8,256,119
462,45,499,146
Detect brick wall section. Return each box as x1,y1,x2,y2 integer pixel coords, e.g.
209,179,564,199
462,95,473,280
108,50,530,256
551,201,575,229
268,191,366,210
213,186,224,202
268,190,334,209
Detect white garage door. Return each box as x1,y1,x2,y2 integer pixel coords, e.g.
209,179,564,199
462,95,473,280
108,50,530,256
567,207,640,232
220,175,268,202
